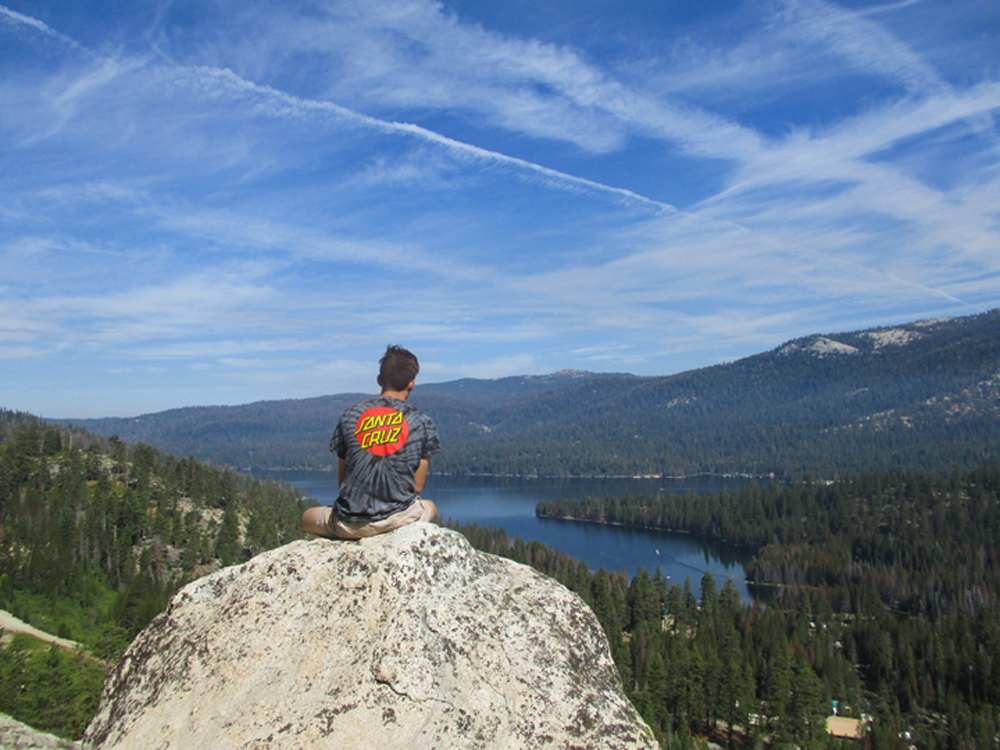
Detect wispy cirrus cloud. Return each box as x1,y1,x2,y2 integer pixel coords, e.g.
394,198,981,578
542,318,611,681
0,0,998,416
0,4,83,50
771,0,944,93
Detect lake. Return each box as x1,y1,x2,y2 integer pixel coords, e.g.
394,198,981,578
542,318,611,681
262,471,761,601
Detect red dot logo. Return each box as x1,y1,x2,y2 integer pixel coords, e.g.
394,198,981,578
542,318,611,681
355,407,409,456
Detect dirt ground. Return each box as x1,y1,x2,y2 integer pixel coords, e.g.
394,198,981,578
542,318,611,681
827,716,863,739
0,610,83,651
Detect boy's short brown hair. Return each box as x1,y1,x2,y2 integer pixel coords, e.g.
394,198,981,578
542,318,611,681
379,345,420,392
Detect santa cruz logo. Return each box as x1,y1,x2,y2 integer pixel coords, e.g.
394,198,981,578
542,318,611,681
355,407,409,456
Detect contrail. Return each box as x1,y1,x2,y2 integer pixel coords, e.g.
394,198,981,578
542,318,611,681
190,67,676,214
0,5,677,213
0,4,86,52
1,3,673,213
390,120,675,213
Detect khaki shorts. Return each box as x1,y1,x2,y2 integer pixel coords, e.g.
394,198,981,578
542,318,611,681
312,499,435,540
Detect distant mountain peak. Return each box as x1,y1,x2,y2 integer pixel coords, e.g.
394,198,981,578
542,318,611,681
861,328,921,349
539,368,592,379
773,315,969,361
779,336,860,358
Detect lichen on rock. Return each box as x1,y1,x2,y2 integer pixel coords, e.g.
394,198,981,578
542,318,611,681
83,523,659,749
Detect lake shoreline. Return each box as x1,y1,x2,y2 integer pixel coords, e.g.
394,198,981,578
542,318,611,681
256,468,773,481
261,471,759,599
537,512,695,534
537,512,763,554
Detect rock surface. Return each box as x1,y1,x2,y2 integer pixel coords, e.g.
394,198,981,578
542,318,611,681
83,523,658,749
0,714,78,750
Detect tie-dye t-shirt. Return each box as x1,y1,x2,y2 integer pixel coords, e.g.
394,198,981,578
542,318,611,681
329,395,442,522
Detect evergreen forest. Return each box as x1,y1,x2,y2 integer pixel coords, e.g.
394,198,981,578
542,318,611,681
521,464,1000,748
0,409,309,739
6,398,1000,747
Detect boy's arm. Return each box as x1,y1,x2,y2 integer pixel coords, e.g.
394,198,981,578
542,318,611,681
338,457,346,487
414,457,430,494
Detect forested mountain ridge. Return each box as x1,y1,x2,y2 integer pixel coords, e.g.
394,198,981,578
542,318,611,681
66,371,616,472
67,309,1000,478
414,368,622,402
65,393,369,472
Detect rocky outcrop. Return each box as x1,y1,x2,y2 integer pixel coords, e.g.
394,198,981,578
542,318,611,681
0,714,78,750
83,523,658,749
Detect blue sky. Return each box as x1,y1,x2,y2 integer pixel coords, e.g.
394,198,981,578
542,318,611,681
2,0,999,418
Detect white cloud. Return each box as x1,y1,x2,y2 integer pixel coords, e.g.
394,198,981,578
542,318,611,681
0,4,84,51
772,0,943,94
1,0,998,415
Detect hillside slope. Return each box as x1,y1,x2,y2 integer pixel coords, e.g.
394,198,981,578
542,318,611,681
66,310,1000,478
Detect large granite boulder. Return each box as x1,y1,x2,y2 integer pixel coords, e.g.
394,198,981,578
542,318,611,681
83,523,659,749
